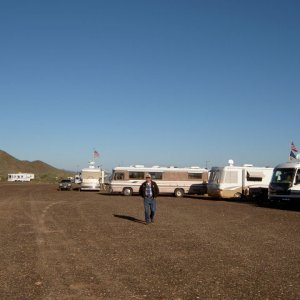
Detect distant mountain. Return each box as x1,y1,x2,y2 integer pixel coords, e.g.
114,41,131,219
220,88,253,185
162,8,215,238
0,150,73,182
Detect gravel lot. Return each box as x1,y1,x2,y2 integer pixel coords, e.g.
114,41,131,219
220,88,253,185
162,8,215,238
0,183,299,300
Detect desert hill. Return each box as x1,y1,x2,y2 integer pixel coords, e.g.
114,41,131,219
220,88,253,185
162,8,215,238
0,150,73,182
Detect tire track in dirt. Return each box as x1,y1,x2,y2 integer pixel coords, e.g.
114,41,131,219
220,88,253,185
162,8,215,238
29,190,136,299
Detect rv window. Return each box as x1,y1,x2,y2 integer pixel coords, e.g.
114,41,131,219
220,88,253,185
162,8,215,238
149,172,163,180
188,173,202,180
129,172,144,179
114,172,124,180
224,171,238,184
246,172,263,182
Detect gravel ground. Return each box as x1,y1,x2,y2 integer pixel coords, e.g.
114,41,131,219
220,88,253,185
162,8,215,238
0,183,299,300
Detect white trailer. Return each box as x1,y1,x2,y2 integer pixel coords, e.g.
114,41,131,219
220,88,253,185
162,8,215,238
8,173,35,182
207,160,273,199
268,161,300,203
109,165,208,197
80,161,104,191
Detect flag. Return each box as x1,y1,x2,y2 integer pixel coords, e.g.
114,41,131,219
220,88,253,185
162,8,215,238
289,151,296,160
93,150,100,158
291,142,298,152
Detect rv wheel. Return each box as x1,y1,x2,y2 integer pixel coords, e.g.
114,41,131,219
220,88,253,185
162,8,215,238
233,192,242,199
174,188,184,198
123,188,133,196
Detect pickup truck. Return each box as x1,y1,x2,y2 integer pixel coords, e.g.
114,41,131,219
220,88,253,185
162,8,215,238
58,179,72,191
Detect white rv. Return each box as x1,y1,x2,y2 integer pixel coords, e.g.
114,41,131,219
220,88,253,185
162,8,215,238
268,161,300,202
8,173,35,182
207,160,273,199
109,165,208,197
80,161,104,191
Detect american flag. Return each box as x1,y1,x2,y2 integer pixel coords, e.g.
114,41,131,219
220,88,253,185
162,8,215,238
93,150,100,158
291,142,298,152
289,151,296,160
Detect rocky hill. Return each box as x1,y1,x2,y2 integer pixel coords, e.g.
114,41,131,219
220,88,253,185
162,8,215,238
0,150,73,182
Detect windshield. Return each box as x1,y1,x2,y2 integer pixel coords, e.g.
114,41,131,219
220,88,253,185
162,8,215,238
271,168,296,184
209,170,222,183
81,171,100,180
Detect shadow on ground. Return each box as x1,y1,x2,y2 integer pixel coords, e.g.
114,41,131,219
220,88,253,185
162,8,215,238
113,214,145,224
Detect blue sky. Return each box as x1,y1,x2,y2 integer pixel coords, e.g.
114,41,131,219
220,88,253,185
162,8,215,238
0,0,299,172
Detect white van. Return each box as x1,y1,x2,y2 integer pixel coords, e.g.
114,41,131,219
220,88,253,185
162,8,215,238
109,165,208,197
268,161,300,202
207,160,273,199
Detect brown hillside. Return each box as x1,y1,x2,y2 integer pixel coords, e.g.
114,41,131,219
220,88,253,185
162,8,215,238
0,150,73,182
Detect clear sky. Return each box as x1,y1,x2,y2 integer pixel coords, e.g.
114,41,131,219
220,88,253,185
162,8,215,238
1,0,299,172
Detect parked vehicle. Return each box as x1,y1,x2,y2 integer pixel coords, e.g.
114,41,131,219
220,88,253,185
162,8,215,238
58,179,72,191
8,173,34,182
268,161,300,203
207,160,273,199
74,174,82,184
80,161,104,191
109,165,208,197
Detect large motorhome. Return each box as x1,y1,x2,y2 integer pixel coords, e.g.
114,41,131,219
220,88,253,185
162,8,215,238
268,161,300,202
8,173,35,182
80,161,104,191
109,165,208,197
207,160,273,199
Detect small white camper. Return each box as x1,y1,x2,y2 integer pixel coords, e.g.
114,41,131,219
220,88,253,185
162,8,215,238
207,160,273,199
268,161,300,202
8,173,35,182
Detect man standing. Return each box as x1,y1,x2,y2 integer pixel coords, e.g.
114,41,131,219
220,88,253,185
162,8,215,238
139,174,159,225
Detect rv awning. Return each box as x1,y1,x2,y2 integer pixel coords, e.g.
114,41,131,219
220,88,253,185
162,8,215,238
247,171,264,178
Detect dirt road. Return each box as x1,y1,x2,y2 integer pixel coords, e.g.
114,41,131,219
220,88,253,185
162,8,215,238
0,184,299,299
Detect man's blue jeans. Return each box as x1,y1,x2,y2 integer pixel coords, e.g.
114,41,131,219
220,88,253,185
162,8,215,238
144,197,156,223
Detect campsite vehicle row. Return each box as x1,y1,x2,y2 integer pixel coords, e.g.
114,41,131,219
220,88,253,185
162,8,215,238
8,159,300,203
108,162,275,200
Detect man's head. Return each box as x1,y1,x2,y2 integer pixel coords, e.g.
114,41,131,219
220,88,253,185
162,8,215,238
145,174,151,182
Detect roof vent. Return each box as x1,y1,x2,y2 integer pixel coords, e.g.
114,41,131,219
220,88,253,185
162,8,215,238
228,159,234,166
243,164,254,167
